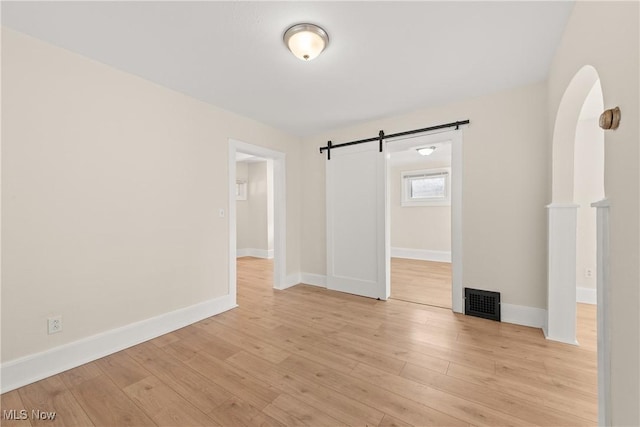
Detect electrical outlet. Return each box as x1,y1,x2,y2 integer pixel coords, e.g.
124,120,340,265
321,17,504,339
585,268,593,278
47,316,62,334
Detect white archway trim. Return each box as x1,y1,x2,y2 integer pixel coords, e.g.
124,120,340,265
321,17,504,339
228,139,287,302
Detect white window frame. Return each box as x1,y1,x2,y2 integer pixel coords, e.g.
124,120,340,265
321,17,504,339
236,180,247,201
401,167,451,207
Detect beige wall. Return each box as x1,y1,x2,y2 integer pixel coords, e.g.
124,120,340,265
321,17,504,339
1,28,302,362
547,2,639,424
236,161,272,253
390,161,451,252
302,81,549,309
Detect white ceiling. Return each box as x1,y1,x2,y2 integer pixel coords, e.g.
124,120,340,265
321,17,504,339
2,1,574,137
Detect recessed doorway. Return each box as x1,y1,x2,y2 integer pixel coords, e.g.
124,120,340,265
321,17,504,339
235,153,275,293
548,64,607,425
228,139,286,306
385,130,462,311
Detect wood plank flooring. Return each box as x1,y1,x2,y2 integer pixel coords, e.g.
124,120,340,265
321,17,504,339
390,258,452,308
1,257,597,426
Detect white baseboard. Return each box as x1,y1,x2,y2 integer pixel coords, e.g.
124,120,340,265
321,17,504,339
300,273,327,288
577,287,597,305
0,295,236,394
236,248,251,258
237,248,274,259
501,303,547,329
391,247,451,263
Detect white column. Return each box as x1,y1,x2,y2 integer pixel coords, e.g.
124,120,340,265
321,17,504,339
591,199,610,427
546,203,579,344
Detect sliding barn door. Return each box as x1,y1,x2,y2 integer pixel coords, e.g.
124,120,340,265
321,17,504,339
326,141,389,300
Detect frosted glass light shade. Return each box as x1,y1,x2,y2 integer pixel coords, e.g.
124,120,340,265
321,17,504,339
417,147,436,156
284,23,329,61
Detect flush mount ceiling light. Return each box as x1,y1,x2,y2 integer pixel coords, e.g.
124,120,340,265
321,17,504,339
417,146,436,156
283,23,329,61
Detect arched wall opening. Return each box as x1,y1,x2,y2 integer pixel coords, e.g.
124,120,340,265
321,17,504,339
547,65,603,345
548,64,609,425
551,65,601,203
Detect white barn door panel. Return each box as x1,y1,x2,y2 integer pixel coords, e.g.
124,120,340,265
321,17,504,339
326,141,389,300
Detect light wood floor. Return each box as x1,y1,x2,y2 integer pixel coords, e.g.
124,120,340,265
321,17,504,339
1,257,597,426
391,258,452,308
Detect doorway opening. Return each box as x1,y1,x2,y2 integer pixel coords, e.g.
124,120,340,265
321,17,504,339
388,138,453,308
385,129,463,312
575,82,605,278
228,139,286,306
548,64,606,424
574,79,604,351
235,154,275,290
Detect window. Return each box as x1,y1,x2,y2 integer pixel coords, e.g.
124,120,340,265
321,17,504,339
401,168,450,206
236,180,247,201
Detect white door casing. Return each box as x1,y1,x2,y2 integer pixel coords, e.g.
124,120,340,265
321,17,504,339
228,139,286,301
326,140,389,300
